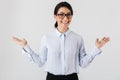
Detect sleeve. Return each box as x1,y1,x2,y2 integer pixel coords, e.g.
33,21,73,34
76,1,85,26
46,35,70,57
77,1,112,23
79,37,102,68
22,36,47,67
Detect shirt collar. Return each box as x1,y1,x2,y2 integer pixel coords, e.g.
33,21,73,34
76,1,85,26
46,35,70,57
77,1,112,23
55,28,71,37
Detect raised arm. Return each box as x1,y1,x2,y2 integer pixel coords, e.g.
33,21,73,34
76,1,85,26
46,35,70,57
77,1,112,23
12,36,47,67
79,37,110,68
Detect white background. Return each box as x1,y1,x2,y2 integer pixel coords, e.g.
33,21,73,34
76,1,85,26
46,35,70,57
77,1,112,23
0,0,120,80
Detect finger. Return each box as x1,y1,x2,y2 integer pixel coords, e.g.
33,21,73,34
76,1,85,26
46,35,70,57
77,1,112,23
105,37,110,42
12,36,17,40
12,36,18,41
23,38,26,41
102,37,106,40
12,36,21,42
106,37,110,40
96,38,99,43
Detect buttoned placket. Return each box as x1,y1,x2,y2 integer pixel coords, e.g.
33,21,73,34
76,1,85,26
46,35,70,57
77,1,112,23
60,34,66,74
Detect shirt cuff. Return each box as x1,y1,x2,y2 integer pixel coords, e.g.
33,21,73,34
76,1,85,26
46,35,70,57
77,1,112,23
22,44,32,54
22,45,33,62
93,46,102,56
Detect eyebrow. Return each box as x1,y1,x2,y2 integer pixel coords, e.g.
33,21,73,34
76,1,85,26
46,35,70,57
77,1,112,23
57,12,71,14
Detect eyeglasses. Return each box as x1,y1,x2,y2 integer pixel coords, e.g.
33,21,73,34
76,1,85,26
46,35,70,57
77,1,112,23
57,13,72,19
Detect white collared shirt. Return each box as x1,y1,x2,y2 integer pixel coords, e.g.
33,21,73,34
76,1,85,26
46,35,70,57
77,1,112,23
23,29,101,75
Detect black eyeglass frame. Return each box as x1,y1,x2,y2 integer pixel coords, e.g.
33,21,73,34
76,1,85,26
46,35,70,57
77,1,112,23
56,13,72,19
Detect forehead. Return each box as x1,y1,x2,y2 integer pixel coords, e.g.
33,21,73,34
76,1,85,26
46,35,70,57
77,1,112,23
57,7,71,13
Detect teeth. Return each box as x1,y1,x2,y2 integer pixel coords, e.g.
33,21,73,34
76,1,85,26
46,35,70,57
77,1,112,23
63,23,67,24
64,23,67,25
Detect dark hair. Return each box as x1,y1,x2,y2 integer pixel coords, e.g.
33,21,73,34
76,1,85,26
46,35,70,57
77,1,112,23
54,1,73,28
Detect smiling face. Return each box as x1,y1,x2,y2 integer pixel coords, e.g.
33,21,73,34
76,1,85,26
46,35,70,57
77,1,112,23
54,7,72,33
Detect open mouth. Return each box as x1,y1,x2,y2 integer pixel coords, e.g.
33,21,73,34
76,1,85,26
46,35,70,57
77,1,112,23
62,22,69,25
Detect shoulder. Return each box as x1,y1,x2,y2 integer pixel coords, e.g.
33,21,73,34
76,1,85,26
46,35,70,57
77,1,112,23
41,30,56,39
70,31,83,40
70,31,84,46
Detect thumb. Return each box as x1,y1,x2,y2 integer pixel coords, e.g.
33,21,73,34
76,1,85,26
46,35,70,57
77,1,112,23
96,38,99,43
22,38,26,41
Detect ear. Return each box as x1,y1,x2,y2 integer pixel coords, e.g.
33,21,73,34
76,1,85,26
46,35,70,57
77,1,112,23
54,15,57,20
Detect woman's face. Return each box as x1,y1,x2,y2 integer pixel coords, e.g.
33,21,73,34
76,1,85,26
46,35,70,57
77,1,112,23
54,7,72,30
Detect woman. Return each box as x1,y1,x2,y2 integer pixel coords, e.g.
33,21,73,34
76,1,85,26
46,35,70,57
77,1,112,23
13,1,110,80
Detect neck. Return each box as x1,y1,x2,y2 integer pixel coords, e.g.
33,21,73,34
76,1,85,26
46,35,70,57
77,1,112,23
57,26,68,33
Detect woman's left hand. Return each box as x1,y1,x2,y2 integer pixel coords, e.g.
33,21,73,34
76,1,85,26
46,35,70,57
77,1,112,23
96,37,110,49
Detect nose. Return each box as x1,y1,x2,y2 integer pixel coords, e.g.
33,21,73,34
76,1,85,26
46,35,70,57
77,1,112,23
63,16,69,22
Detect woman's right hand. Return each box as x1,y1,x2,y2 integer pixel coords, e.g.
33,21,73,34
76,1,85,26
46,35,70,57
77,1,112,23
12,36,27,47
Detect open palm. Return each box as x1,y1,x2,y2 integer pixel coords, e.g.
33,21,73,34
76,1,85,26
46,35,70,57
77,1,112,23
96,37,110,49
12,36,27,47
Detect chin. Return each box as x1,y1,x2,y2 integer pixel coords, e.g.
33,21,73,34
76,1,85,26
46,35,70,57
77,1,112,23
61,25,69,29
